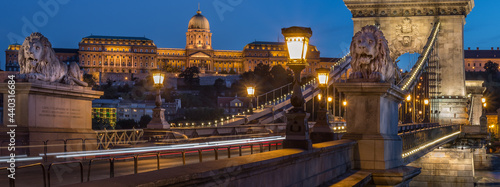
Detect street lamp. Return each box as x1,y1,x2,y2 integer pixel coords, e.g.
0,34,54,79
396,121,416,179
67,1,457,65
282,26,313,150
147,69,170,129
246,86,255,124
311,68,333,143
423,98,429,123
404,94,413,124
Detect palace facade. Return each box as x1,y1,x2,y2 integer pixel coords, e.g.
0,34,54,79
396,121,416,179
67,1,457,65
5,8,337,79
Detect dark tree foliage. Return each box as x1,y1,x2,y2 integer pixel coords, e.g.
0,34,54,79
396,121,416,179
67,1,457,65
162,64,182,73
182,108,225,122
115,119,138,129
214,78,226,96
235,63,293,96
484,60,499,75
179,66,200,87
92,117,112,130
138,115,152,128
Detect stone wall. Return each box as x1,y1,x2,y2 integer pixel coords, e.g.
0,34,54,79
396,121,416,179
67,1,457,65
408,148,474,187
72,140,356,187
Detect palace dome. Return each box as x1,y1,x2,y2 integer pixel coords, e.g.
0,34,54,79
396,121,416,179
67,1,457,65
188,10,209,30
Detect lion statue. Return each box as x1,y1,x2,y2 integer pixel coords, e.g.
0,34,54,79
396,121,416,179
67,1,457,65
19,32,88,86
349,25,400,83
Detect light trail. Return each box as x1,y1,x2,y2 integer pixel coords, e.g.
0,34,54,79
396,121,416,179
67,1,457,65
41,136,284,159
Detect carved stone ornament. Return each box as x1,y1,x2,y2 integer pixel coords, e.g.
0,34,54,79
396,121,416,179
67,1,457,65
349,25,400,83
19,32,88,86
389,18,424,60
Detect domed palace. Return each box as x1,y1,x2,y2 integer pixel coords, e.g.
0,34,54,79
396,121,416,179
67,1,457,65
5,7,338,81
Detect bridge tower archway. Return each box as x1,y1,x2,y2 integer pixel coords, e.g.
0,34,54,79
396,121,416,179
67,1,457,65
343,0,475,124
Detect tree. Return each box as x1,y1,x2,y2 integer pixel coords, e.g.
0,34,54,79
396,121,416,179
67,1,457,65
92,117,112,130
138,115,152,128
270,65,293,87
115,119,138,129
162,64,181,73
484,60,499,75
179,66,200,87
214,78,226,93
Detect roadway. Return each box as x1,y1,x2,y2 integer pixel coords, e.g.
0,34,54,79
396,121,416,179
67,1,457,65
0,140,282,187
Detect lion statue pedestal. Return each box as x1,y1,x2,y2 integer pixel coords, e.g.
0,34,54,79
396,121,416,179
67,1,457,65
0,33,103,155
336,26,420,186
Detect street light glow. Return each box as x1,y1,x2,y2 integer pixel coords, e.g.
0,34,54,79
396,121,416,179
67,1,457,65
327,97,332,102
247,86,255,97
342,100,347,106
406,95,411,101
482,97,486,103
152,70,165,86
424,99,429,105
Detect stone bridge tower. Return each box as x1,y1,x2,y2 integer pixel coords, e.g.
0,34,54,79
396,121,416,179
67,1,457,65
344,0,474,125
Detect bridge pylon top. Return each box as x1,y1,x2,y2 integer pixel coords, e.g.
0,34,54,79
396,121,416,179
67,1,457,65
343,0,474,18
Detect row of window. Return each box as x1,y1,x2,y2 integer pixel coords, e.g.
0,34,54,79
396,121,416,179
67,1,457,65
83,40,152,46
81,47,155,53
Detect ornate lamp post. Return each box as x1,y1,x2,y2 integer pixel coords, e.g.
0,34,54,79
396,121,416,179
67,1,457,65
403,94,413,123
147,70,170,129
311,68,334,143
282,26,313,150
246,86,255,124
480,98,488,133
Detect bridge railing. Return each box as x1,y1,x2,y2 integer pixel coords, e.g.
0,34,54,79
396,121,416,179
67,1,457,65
95,129,145,149
400,123,460,163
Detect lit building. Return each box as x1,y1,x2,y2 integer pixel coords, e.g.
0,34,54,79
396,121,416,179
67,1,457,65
217,96,251,114
464,47,500,72
92,99,181,123
5,7,338,79
5,43,79,72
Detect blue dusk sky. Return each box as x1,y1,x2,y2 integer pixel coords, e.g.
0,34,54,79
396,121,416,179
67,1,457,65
0,0,497,71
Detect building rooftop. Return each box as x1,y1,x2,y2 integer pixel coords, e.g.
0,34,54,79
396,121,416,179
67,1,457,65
248,41,285,45
464,49,500,58
83,35,152,41
54,48,79,53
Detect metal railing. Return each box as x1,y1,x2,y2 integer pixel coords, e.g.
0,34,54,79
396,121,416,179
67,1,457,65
400,124,460,163
95,128,144,149
0,163,46,187
47,161,83,187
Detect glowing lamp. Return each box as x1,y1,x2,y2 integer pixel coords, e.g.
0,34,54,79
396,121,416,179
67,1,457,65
482,98,486,103
406,95,411,101
281,26,312,63
152,70,165,87
424,99,429,105
342,100,347,106
483,103,487,107
327,97,332,102
247,86,255,97
318,94,322,101
316,68,330,87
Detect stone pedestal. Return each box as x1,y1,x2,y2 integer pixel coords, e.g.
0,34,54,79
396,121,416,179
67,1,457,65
0,81,103,154
337,82,404,170
283,111,312,150
311,108,334,143
147,108,170,129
